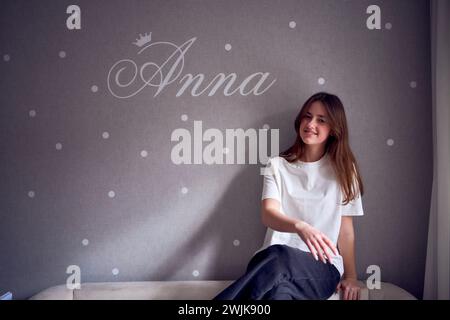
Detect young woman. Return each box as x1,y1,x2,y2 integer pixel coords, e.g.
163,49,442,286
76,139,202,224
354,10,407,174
213,92,365,300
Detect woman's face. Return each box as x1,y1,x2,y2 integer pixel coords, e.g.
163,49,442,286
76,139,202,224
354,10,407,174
299,101,332,146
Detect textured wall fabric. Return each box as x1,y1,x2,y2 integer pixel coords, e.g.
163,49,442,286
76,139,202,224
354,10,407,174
0,0,431,299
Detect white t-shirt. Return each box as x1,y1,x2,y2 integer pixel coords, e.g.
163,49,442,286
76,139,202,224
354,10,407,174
254,153,364,277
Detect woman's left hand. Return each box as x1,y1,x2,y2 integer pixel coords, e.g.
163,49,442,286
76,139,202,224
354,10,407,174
336,278,361,300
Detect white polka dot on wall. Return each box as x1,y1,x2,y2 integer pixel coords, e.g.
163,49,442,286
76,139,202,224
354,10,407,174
318,77,326,85
192,270,199,277
262,124,270,130
59,51,66,58
181,187,188,194
28,190,35,198
387,138,394,146
29,110,36,117
112,268,119,276
3,54,10,62
385,22,392,30
91,85,98,93
181,114,188,121
102,131,110,139
140,150,148,158
289,21,296,28
225,44,232,51
223,147,229,154
233,239,240,247
82,239,89,246
55,143,63,151
108,190,115,198
410,81,417,88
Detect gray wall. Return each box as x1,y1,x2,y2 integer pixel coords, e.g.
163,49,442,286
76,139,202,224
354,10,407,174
0,0,432,299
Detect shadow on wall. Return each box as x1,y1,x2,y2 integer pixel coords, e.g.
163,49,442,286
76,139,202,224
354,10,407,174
150,109,297,282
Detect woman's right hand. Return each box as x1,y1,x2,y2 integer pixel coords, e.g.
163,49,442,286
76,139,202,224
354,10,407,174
294,221,339,263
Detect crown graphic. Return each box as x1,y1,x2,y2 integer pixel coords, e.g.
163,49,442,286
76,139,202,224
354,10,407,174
133,32,152,47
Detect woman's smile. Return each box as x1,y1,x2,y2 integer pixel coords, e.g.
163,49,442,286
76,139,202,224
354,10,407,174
304,129,317,136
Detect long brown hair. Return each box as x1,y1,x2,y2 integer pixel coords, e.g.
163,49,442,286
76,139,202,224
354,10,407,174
280,92,364,205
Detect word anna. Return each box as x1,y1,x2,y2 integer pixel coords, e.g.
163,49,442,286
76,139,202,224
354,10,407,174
108,35,277,99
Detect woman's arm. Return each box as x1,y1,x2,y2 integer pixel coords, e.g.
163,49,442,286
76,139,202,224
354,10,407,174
261,198,300,233
337,216,361,300
261,199,338,263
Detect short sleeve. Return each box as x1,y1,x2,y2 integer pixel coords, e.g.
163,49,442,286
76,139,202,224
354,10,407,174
261,158,281,202
340,192,364,216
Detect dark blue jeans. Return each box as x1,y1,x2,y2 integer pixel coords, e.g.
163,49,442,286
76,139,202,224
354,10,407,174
213,244,341,300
